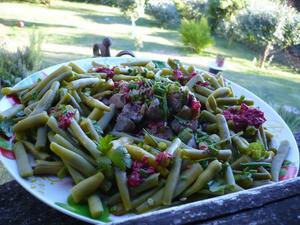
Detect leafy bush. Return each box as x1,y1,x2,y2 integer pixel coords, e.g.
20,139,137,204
0,30,44,88
207,0,246,31
174,0,207,21
179,17,213,53
145,0,180,28
221,0,300,67
118,0,145,20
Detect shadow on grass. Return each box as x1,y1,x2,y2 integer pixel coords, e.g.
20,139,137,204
0,18,76,29
50,32,184,54
80,13,157,28
224,69,300,110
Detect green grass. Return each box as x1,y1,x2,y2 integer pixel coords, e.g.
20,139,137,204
0,0,299,112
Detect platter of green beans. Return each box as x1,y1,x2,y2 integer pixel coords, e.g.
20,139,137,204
0,57,298,224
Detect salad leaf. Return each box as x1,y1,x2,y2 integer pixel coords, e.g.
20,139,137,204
0,119,14,138
107,146,132,171
97,156,112,172
97,135,113,154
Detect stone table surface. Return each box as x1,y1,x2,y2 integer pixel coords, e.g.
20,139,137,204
0,133,299,225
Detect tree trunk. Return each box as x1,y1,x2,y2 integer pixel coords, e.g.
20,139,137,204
131,17,136,39
258,43,272,68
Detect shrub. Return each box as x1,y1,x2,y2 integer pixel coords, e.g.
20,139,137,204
207,0,246,31
174,0,207,21
145,0,180,28
179,17,213,53
0,30,44,88
221,0,300,67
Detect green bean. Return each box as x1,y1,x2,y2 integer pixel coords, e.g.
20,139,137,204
50,142,96,177
194,86,213,97
55,93,71,107
231,155,251,170
265,130,274,142
68,78,101,89
53,134,96,166
112,75,138,81
66,164,85,184
37,71,71,99
88,194,104,218
183,160,222,197
135,187,164,213
67,93,84,115
121,60,150,66
57,165,68,179
69,118,100,159
162,150,182,205
69,90,81,103
232,135,249,154
130,173,160,196
13,111,49,132
115,168,131,211
252,172,272,180
225,164,236,185
132,185,163,209
206,123,218,133
271,140,290,182
194,93,208,104
182,149,232,161
97,103,116,131
24,101,38,115
0,104,24,119
108,173,160,207
35,126,48,151
268,138,277,153
212,87,232,98
203,73,221,89
125,144,168,176
216,97,239,106
69,62,85,74
206,95,218,112
199,110,217,123
215,73,225,87
110,131,143,143
13,141,33,177
185,74,205,90
33,160,64,175
22,140,50,160
92,90,113,99
22,65,71,102
47,116,77,145
30,90,54,116
80,118,100,141
174,163,203,198
240,162,271,168
88,108,104,121
71,171,104,203
216,114,231,148
259,126,268,150
1,83,35,95
166,138,181,155
81,94,111,112
235,174,253,188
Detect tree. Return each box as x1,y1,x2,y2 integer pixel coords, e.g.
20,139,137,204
227,1,300,67
118,0,146,40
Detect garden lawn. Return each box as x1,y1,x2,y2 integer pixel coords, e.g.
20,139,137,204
0,0,299,112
